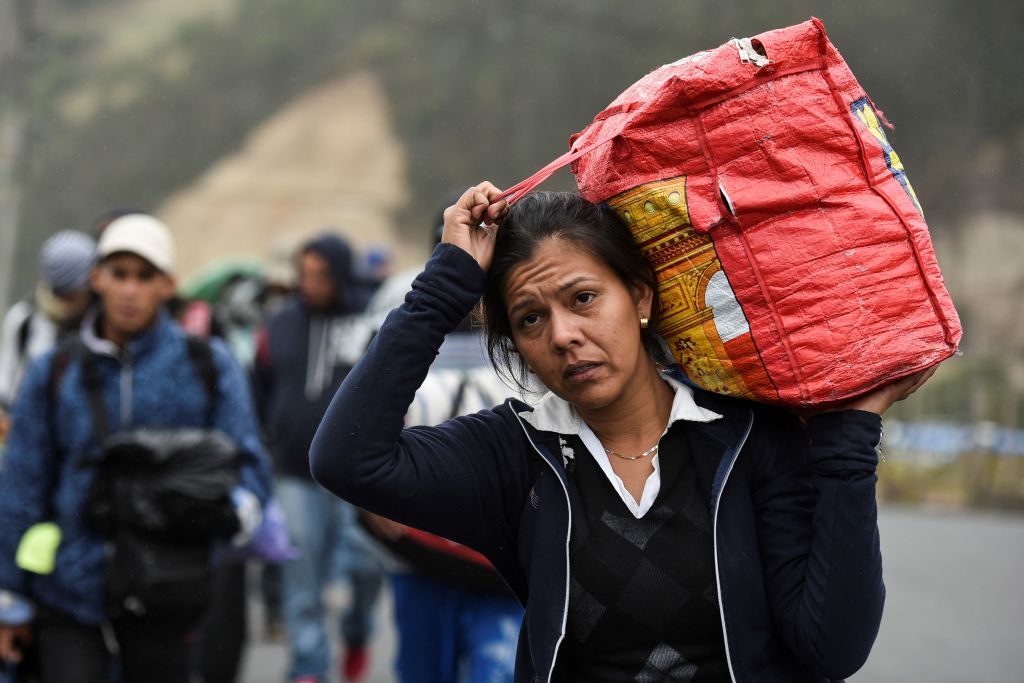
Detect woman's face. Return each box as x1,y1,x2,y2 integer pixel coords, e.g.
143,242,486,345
503,237,653,412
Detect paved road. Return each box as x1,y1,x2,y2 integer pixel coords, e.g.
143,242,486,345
242,506,1024,682
851,506,1024,682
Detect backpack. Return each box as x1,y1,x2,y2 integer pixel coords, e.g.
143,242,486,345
49,335,236,620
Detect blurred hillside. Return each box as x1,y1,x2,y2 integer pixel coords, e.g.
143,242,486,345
2,0,1023,423
158,72,417,276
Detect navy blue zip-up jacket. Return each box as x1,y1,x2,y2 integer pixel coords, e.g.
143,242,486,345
310,244,885,682
254,234,364,480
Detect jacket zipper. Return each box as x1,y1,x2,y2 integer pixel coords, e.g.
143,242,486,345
120,349,133,429
512,410,571,683
713,410,754,683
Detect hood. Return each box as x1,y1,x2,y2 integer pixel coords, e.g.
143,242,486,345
302,233,358,314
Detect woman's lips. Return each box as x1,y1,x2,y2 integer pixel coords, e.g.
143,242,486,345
564,362,601,382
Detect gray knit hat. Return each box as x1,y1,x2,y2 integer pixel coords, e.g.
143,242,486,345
39,230,97,295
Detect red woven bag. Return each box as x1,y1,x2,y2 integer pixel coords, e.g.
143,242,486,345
499,17,960,406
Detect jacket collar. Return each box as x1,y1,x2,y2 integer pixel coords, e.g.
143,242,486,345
80,306,170,359
516,373,723,435
509,375,755,509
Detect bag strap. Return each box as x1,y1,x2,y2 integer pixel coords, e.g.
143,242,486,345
16,306,33,360
494,127,621,205
38,339,81,519
79,348,111,442
185,335,219,427
185,336,218,396
47,339,76,407
493,35,825,208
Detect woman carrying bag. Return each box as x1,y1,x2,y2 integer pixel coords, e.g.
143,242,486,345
310,184,934,682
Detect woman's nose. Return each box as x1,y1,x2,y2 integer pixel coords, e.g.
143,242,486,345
548,310,583,350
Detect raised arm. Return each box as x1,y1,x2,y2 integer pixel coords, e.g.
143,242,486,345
310,183,521,549
310,241,528,555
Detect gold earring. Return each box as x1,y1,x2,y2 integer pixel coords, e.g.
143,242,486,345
640,317,649,330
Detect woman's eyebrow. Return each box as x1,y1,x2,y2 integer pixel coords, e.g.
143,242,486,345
508,276,599,316
556,276,599,295
508,295,536,317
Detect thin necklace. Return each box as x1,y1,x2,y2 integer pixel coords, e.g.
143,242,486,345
603,442,660,461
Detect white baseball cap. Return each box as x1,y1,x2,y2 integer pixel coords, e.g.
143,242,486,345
96,214,175,273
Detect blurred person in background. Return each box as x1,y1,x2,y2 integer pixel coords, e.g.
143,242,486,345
351,244,393,311
252,233,384,683
0,214,271,683
254,234,302,644
178,262,265,367
175,261,285,683
358,201,523,683
0,230,96,445
262,234,301,316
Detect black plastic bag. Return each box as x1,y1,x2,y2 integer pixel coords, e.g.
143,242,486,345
104,530,212,620
84,428,240,541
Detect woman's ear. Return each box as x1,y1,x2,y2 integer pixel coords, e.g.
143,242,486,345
632,282,654,320
507,342,534,375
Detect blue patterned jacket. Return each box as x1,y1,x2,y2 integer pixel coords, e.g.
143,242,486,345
0,309,272,625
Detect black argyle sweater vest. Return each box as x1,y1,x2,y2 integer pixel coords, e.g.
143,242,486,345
553,423,730,682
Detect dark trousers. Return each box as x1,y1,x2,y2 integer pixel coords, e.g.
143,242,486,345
33,607,196,683
261,561,284,626
196,561,248,683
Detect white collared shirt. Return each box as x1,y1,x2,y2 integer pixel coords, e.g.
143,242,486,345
519,374,722,518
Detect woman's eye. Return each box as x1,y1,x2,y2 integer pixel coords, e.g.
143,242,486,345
519,313,540,329
575,292,596,306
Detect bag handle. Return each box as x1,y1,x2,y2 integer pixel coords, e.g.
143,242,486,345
495,127,621,205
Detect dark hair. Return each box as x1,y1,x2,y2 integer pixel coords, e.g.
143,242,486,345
481,191,661,392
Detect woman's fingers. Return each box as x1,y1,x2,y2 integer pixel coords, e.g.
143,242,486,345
808,362,941,417
449,183,504,226
896,365,938,401
475,180,503,201
440,181,505,272
469,191,490,223
468,183,506,224
484,199,509,225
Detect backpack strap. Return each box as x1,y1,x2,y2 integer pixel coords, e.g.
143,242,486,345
78,347,111,441
184,336,219,426
185,336,218,397
42,340,82,510
16,307,33,360
47,338,80,410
